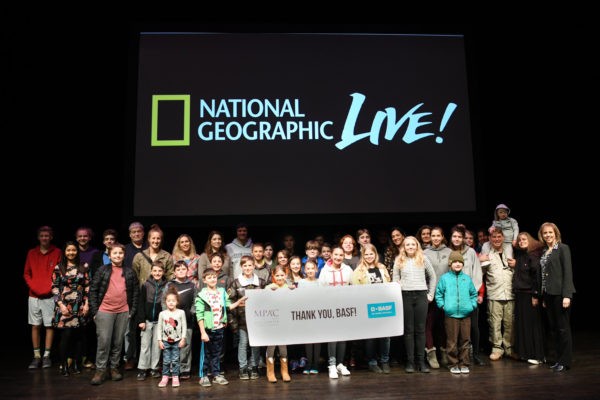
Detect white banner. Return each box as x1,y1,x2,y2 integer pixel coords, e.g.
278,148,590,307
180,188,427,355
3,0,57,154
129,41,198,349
245,283,404,346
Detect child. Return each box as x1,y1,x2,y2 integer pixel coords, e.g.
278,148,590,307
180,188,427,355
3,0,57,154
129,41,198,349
51,241,90,376
301,240,325,276
434,251,477,374
492,203,519,247
318,246,353,379
196,268,245,387
320,243,332,266
163,260,197,380
263,242,276,270
199,253,232,290
228,255,267,380
157,287,187,387
351,243,391,373
287,256,305,288
136,260,167,380
297,260,321,375
265,266,293,383
89,243,139,385
252,243,271,283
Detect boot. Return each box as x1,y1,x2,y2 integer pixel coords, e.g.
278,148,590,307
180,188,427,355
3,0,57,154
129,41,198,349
440,347,448,367
266,357,277,383
280,358,291,382
426,348,440,369
91,369,107,385
418,359,430,373
60,362,70,377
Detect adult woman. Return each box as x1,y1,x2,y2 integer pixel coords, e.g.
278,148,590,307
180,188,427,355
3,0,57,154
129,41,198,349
416,225,432,249
132,224,174,285
393,236,436,373
171,234,202,288
509,232,545,365
383,227,405,277
538,222,575,372
198,230,232,278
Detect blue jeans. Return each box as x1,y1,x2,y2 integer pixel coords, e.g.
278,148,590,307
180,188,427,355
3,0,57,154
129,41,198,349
201,328,225,376
161,341,180,377
365,336,391,365
238,329,259,369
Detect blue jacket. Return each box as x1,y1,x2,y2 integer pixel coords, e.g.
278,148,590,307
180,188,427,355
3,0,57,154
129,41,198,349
435,270,477,318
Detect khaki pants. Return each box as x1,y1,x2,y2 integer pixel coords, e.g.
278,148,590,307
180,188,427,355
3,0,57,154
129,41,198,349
487,299,514,355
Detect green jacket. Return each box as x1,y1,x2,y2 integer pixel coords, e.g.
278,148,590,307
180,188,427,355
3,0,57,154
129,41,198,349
195,287,230,330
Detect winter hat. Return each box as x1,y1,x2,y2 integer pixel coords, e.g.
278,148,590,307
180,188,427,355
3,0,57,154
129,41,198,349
448,251,464,266
495,203,511,214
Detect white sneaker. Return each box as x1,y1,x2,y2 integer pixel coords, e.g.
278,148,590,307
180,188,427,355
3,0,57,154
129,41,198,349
328,365,339,379
527,359,541,365
336,363,351,376
460,366,470,374
450,366,461,374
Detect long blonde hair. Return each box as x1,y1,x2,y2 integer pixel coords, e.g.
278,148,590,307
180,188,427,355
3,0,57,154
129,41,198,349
354,243,390,283
394,236,425,269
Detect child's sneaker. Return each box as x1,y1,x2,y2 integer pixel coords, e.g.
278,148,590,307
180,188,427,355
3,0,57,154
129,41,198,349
450,366,461,374
336,363,351,376
238,368,249,380
213,374,229,385
298,357,308,369
310,369,319,374
172,376,180,387
460,366,470,374
302,369,310,375
199,376,212,387
328,365,339,379
158,376,169,387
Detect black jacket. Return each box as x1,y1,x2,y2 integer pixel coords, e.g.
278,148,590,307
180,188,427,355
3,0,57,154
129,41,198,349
89,264,139,318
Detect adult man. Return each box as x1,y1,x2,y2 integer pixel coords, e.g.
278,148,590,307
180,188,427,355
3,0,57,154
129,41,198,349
480,228,515,361
123,221,148,370
24,225,62,369
225,223,253,279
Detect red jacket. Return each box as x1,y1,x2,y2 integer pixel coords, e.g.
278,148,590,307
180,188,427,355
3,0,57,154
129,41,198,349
24,245,62,298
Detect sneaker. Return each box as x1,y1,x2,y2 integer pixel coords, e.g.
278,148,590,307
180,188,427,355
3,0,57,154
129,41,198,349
199,376,212,387
369,363,383,373
450,366,461,374
172,376,180,387
110,368,123,381
302,369,310,375
239,368,249,380
290,359,299,371
328,365,339,379
381,363,391,374
158,376,169,387
179,371,191,380
249,367,259,379
528,359,541,365
336,363,351,376
310,369,319,374
150,369,161,378
213,374,229,385
460,366,470,374
298,357,308,369
136,370,147,380
42,356,52,368
28,357,42,369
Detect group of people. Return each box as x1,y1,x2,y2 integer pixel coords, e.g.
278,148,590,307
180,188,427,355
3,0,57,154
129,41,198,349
22,206,575,389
